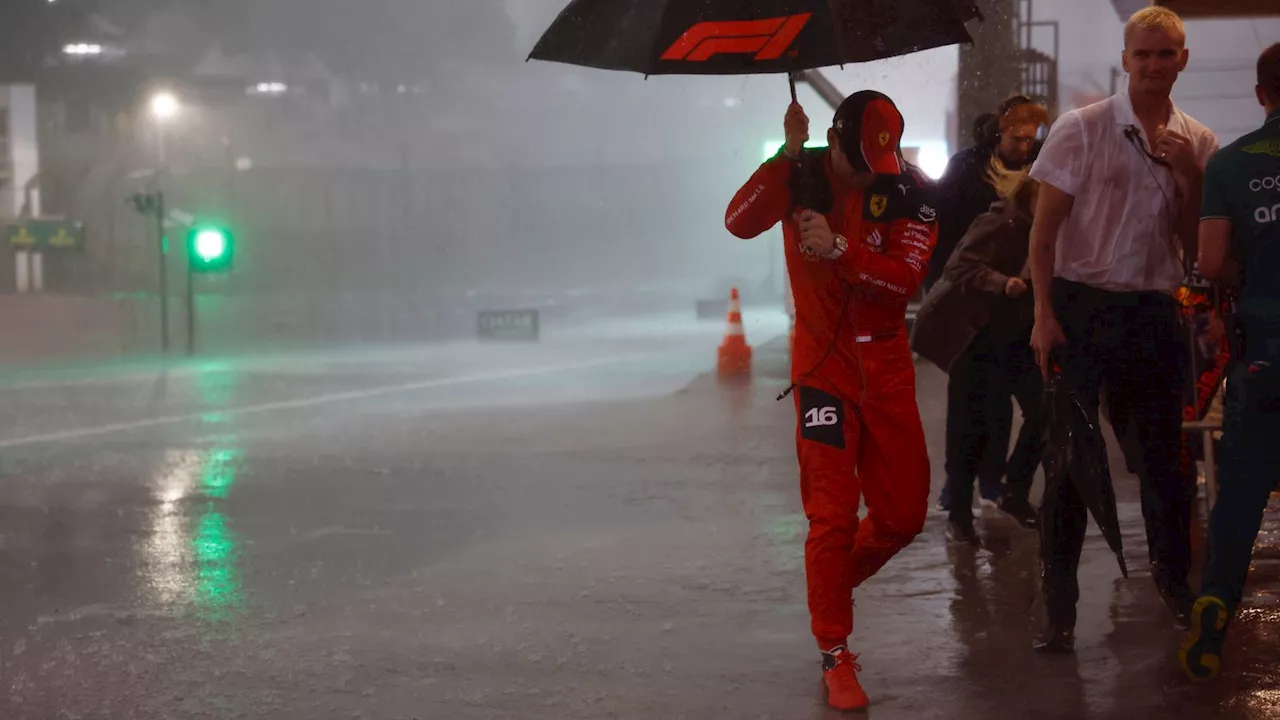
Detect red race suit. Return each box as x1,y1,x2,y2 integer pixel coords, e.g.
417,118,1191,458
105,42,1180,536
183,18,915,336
725,150,937,650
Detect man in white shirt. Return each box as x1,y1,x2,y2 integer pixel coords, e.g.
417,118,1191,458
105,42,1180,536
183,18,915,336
1027,6,1219,652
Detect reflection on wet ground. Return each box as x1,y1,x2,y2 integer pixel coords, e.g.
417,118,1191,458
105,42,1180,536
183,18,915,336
0,336,1276,718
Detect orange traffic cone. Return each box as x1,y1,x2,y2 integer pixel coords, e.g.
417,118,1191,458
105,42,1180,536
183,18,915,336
717,288,753,379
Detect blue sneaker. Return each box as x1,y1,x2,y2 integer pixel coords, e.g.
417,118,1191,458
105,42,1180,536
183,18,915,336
1179,596,1229,682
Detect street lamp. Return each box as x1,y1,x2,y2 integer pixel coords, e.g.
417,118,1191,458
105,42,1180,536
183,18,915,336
148,90,181,167
149,91,180,121
149,92,181,157
142,90,182,354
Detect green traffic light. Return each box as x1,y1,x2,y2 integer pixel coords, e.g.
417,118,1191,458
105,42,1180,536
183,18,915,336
194,230,228,262
187,226,234,273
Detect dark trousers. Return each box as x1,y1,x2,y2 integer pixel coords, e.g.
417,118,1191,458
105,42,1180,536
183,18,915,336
1041,279,1194,629
944,325,1044,524
1200,359,1280,615
999,335,1045,503
945,330,1009,524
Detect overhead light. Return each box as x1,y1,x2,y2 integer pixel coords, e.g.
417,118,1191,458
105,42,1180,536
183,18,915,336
149,91,181,121
63,43,104,56
249,82,288,95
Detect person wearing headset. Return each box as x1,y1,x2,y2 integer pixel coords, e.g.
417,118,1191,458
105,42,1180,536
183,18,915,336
725,91,936,711
929,95,1047,292
925,95,1050,532
1027,7,1218,652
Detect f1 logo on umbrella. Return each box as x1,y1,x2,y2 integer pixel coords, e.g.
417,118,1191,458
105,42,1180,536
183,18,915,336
529,1,979,77
661,13,812,62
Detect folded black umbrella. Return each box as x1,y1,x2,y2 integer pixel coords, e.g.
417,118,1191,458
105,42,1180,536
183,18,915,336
1042,374,1130,579
529,0,982,80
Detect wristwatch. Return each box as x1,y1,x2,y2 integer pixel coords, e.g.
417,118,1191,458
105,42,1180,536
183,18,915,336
825,235,849,260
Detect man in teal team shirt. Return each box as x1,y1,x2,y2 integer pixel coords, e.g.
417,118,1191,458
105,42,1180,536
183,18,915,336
1180,42,1280,683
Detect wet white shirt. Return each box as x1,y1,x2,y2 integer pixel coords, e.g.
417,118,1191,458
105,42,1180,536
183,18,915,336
1029,92,1219,294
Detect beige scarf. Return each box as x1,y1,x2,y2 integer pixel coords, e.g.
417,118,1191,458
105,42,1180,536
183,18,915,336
986,155,1026,200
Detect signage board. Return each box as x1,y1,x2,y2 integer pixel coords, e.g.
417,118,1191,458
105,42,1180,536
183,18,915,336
5,219,86,251
478,309,540,341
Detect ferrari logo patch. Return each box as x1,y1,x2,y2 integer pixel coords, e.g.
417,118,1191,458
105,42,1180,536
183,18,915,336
869,194,888,218
878,132,891,147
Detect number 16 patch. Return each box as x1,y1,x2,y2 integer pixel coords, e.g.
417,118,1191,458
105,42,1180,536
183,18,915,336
799,386,846,449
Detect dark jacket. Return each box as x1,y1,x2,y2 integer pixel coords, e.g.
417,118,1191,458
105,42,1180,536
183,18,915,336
910,199,1035,373
925,143,1001,290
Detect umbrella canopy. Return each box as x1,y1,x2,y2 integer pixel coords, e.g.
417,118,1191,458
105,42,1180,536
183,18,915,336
1042,375,1130,579
529,0,982,77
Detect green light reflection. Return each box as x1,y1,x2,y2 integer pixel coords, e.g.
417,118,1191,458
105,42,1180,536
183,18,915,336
201,448,240,500
193,446,244,620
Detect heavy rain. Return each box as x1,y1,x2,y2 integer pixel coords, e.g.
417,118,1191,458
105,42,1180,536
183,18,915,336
0,0,1278,717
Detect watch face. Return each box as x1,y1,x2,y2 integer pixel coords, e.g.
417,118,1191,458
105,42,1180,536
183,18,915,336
825,236,848,259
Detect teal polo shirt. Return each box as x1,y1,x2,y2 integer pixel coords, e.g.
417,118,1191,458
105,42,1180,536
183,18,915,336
1202,109,1280,343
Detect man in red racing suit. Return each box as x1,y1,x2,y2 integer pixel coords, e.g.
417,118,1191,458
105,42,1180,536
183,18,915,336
725,91,935,712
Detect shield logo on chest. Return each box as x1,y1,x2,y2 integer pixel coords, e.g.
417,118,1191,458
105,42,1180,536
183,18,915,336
869,194,888,218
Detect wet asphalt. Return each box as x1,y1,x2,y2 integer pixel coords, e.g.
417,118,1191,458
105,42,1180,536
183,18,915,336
0,312,1277,719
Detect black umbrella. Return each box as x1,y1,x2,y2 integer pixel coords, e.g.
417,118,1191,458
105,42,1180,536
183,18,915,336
529,0,982,99
1042,374,1130,579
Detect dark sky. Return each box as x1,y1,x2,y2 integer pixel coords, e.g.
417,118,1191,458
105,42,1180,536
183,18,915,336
251,0,522,79
2,0,521,83
147,0,522,81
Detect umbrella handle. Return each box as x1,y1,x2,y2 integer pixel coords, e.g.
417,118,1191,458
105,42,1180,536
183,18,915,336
788,73,798,105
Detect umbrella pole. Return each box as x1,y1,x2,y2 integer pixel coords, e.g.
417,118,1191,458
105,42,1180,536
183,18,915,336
788,73,798,104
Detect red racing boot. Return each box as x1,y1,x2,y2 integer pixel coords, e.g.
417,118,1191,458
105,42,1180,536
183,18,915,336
821,646,869,711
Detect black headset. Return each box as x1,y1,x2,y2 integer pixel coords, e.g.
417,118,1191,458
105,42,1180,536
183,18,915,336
995,94,1035,138
977,94,1036,148
998,94,1035,117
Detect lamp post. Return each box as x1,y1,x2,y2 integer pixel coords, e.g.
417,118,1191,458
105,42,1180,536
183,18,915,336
149,90,180,165
147,90,180,352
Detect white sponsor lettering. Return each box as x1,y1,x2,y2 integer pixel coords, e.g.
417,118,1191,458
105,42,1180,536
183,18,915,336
1257,203,1280,224
804,407,839,428
905,255,924,271
727,184,766,226
857,273,907,295
1250,175,1280,192
904,221,931,234
902,237,930,252
918,205,937,222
